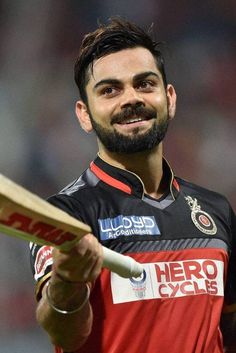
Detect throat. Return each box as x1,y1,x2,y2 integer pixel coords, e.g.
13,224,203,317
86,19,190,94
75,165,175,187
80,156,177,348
144,180,169,200
98,146,165,196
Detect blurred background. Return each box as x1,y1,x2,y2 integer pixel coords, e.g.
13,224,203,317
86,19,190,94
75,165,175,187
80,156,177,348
0,1,235,352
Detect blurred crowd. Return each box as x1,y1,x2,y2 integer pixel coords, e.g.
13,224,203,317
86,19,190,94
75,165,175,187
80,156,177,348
0,1,235,351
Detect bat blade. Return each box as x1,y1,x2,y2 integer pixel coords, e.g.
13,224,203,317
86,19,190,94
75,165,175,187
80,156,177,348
0,174,91,251
0,174,144,278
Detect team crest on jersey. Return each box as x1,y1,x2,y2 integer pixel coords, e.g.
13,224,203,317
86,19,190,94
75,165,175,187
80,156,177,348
185,196,217,235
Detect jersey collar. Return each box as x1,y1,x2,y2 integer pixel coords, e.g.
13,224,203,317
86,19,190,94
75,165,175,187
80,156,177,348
90,155,179,200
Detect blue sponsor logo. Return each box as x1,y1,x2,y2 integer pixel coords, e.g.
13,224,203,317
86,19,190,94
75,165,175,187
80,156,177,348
98,215,160,240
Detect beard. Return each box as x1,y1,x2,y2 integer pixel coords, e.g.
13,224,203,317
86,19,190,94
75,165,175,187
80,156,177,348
89,105,170,154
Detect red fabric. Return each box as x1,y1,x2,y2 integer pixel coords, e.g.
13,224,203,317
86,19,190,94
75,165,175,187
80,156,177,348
71,248,226,353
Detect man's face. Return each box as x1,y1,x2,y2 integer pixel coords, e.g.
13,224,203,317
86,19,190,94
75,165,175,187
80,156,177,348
77,47,176,154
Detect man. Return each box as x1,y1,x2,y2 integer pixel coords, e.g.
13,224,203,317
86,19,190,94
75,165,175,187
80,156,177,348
30,18,236,353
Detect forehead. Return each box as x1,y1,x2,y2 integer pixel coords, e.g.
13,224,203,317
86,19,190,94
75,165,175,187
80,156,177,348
87,47,160,86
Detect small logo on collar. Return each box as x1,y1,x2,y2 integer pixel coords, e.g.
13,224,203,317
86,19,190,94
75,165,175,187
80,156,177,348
185,196,217,235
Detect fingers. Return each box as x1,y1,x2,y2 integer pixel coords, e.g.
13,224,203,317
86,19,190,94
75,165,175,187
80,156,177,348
52,233,103,283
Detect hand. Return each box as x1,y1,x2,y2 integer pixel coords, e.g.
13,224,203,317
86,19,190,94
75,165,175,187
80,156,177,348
52,233,103,284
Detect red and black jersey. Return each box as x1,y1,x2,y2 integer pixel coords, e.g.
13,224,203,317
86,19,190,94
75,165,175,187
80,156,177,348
30,155,236,353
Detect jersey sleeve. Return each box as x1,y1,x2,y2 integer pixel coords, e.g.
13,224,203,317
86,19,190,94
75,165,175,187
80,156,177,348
29,194,85,300
223,206,236,313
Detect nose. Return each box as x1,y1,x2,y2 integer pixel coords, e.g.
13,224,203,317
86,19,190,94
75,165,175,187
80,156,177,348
120,87,145,109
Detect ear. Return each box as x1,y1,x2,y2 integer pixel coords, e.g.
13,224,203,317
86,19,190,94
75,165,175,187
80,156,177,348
166,84,177,120
75,100,93,133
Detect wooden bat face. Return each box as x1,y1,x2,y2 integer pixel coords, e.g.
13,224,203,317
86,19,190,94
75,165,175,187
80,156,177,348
0,208,78,248
0,174,143,278
0,174,91,250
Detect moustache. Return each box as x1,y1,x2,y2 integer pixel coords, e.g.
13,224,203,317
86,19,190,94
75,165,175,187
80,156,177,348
111,106,157,125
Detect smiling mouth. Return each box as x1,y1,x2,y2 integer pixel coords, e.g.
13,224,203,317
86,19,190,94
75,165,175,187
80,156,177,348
115,116,152,125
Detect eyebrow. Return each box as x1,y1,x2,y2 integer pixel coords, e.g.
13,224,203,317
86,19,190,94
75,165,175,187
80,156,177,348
133,71,160,82
93,71,160,91
93,79,120,91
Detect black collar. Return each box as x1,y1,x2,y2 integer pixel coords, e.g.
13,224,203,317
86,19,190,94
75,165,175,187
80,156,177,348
90,155,180,200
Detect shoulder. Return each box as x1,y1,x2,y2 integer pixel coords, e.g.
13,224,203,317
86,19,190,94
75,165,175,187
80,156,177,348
59,167,99,196
176,176,234,222
177,176,230,205
46,168,100,219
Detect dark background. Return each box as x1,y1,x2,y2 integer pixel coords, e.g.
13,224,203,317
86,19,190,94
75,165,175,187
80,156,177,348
0,1,235,351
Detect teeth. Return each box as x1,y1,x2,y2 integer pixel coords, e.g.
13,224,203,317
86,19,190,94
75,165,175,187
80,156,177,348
124,118,143,124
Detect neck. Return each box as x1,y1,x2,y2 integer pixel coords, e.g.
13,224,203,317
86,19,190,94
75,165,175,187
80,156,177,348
98,144,165,199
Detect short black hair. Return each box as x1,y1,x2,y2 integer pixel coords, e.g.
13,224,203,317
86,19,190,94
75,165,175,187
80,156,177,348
74,17,167,103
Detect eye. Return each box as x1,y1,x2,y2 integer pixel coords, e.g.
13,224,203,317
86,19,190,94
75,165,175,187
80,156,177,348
136,80,155,91
101,86,119,97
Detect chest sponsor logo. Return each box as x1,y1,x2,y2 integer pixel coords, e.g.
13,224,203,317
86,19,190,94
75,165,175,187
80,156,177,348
98,215,160,240
34,245,53,281
111,259,224,304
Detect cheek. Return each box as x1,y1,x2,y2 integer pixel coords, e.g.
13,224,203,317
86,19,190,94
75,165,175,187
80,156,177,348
93,100,118,121
148,94,168,113
86,100,102,121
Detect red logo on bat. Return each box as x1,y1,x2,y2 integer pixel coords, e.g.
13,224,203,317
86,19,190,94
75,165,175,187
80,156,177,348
0,212,76,245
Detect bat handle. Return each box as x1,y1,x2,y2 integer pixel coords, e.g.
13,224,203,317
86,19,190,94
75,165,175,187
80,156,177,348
102,246,143,278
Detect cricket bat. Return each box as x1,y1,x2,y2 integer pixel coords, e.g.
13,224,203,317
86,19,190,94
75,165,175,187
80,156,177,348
0,174,143,278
